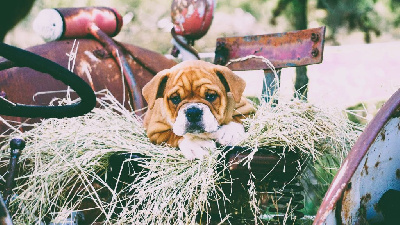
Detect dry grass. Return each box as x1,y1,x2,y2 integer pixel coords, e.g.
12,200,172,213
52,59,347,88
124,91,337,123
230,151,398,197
0,85,362,224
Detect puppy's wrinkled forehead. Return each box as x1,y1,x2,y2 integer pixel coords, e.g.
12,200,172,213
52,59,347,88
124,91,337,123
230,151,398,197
142,60,246,110
166,67,224,93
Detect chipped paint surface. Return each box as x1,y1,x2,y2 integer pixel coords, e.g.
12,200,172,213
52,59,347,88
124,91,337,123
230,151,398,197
171,0,214,39
79,60,95,90
84,50,101,63
314,88,400,225
215,27,325,70
340,117,400,224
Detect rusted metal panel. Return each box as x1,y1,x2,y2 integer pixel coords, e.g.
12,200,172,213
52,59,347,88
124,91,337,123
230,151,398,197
214,26,325,70
339,117,400,224
0,39,176,135
314,87,400,225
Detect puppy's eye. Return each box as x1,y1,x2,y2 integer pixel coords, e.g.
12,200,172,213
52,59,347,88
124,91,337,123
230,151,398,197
169,94,181,105
205,92,218,102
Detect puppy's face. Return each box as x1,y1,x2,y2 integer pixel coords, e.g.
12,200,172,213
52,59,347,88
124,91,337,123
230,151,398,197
143,60,246,136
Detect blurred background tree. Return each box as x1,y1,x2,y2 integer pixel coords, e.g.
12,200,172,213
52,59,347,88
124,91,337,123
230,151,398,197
269,0,389,98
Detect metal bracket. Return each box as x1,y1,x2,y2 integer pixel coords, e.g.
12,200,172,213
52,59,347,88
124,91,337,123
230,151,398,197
214,26,325,70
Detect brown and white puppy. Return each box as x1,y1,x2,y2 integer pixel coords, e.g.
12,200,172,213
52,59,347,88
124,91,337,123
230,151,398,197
142,60,255,160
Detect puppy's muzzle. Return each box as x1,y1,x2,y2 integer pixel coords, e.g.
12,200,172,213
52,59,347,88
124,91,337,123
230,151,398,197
173,103,219,136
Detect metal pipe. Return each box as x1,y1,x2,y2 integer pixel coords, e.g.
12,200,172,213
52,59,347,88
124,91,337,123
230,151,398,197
88,23,144,115
3,138,25,206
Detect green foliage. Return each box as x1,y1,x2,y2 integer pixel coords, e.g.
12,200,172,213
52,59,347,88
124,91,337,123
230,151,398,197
346,100,385,125
317,0,382,43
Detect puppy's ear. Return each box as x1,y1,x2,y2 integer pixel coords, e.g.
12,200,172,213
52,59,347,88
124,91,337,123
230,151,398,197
142,69,170,109
214,65,246,103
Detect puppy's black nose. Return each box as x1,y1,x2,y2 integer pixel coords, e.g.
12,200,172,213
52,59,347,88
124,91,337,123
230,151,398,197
186,106,203,123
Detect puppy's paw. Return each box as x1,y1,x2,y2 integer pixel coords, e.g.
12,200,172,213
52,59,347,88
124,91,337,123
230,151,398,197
178,137,216,160
215,122,245,146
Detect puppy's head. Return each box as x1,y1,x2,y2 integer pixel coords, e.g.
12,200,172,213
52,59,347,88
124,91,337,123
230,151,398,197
142,60,246,136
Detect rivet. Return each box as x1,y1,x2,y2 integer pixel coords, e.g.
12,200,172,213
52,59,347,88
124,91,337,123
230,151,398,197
311,33,319,42
311,48,319,57
0,91,6,99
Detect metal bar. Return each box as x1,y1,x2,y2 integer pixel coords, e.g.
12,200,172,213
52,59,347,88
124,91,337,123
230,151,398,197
214,26,325,71
262,69,281,104
88,24,144,115
3,138,25,206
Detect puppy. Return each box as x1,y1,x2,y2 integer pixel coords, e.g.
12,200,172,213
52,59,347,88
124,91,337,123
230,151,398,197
142,60,255,160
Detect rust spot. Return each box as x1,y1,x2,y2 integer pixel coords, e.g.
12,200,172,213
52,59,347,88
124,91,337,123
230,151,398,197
389,157,393,161
342,186,352,220
93,49,112,59
380,131,386,141
363,157,369,176
375,161,380,168
358,193,372,222
396,169,400,179
346,182,352,191
362,193,371,202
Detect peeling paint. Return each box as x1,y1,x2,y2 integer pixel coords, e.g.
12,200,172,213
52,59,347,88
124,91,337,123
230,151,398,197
84,50,101,63
314,89,400,224
197,1,206,17
380,130,386,141
186,4,194,18
79,60,95,90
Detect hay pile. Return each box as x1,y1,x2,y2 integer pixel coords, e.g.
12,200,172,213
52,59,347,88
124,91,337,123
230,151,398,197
0,89,362,224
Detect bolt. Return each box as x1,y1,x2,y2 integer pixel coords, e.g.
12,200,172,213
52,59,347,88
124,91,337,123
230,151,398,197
0,91,6,99
10,138,26,151
216,42,225,49
311,48,319,57
311,33,319,42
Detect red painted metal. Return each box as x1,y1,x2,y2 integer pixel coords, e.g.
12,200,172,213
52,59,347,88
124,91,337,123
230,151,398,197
214,26,326,70
313,87,400,224
88,24,144,115
57,7,123,39
0,39,176,135
171,0,215,40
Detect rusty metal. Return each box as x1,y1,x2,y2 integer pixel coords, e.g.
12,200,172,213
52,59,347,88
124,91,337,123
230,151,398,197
34,7,123,42
0,39,176,135
214,26,326,71
59,7,123,39
0,42,97,118
171,0,215,40
34,7,144,115
314,87,400,225
3,138,25,206
171,28,200,59
88,24,144,115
